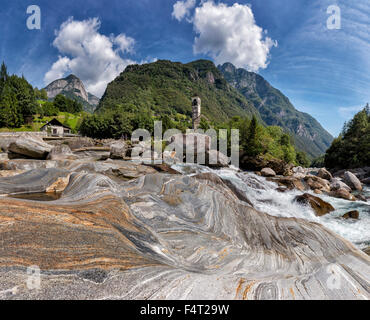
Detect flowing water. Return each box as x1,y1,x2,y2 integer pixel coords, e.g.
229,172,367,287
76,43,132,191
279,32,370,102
173,164,370,250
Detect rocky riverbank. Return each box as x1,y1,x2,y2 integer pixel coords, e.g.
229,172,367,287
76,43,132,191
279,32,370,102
0,134,369,300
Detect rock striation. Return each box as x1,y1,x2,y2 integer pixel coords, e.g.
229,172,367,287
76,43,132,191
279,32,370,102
0,168,368,300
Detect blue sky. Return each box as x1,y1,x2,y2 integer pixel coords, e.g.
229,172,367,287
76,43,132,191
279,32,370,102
1,0,369,136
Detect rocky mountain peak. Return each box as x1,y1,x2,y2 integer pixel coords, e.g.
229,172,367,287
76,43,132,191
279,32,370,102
218,62,333,158
44,74,100,112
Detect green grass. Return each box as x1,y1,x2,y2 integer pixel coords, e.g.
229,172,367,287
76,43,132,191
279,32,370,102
0,112,84,133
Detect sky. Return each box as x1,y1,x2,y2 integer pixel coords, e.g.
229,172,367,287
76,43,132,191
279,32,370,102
0,0,369,136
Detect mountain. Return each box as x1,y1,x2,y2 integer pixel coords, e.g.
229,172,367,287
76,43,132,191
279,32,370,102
218,63,333,158
97,60,261,123
44,74,99,113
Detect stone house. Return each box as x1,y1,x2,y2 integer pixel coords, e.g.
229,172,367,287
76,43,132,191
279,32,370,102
40,118,72,136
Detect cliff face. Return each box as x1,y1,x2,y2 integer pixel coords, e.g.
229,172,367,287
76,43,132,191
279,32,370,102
218,63,334,158
44,75,99,112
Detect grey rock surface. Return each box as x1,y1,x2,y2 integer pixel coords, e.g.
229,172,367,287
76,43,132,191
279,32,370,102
0,169,368,300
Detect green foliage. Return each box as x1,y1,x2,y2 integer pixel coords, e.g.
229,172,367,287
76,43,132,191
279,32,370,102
325,105,370,168
0,63,37,127
54,94,83,114
80,111,134,139
242,115,264,157
0,83,21,127
311,155,325,168
220,115,306,165
296,151,311,167
34,88,48,100
41,101,59,117
97,60,260,123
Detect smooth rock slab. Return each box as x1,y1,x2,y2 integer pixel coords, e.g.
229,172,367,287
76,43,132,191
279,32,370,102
0,169,369,300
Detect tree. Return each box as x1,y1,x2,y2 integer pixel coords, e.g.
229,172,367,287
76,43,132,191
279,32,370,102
54,94,83,114
243,115,263,157
162,114,174,132
0,62,8,91
0,83,21,128
325,105,370,168
296,151,310,167
7,75,37,122
42,101,58,116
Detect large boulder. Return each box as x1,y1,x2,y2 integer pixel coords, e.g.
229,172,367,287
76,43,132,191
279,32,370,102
8,134,53,159
169,133,211,163
269,176,306,191
344,171,363,191
206,150,229,168
261,168,276,177
304,175,330,192
329,188,356,201
317,168,333,181
110,140,128,159
295,193,335,216
330,178,352,192
47,145,77,161
170,133,211,153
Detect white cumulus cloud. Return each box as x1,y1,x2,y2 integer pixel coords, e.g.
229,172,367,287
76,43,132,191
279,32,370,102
44,17,136,97
172,0,196,22
192,1,277,72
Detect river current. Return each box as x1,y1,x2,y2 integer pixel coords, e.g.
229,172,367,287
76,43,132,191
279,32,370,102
173,164,370,250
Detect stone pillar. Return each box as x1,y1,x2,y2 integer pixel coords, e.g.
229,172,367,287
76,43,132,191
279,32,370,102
192,96,201,130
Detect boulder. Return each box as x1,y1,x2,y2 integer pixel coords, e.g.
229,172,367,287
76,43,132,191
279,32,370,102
295,193,335,216
0,137,17,152
170,133,211,156
356,194,367,202
344,171,363,191
330,178,352,192
342,210,360,220
261,168,276,177
329,188,356,201
8,134,53,159
240,154,288,175
206,150,229,168
304,175,330,192
47,145,77,161
110,140,128,159
293,166,305,174
283,164,294,177
65,137,96,151
317,168,333,181
269,176,306,191
314,189,322,195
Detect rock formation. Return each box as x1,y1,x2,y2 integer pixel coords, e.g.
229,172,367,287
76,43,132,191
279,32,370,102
0,168,369,300
44,74,99,112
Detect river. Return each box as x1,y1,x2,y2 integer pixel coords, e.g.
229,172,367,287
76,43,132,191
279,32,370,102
173,164,370,250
